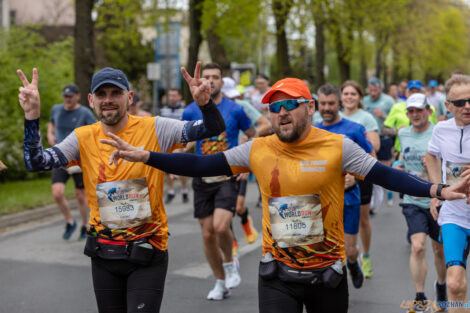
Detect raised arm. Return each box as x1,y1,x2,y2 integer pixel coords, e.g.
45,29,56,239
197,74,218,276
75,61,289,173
180,61,225,141
18,68,73,171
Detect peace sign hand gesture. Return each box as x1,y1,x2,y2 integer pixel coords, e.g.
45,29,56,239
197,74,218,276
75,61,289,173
181,61,211,107
17,68,41,120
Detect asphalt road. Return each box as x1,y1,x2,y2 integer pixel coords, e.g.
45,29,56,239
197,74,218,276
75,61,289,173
0,182,467,313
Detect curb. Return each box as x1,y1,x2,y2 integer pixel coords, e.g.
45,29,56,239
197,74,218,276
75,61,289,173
0,200,77,230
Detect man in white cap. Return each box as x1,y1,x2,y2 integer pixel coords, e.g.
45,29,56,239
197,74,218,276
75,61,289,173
393,93,446,312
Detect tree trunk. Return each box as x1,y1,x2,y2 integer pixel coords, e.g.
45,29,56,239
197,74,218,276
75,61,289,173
358,25,367,88
375,31,389,81
206,28,231,76
184,0,204,104
391,45,400,84
74,0,95,107
313,18,325,89
333,26,351,83
272,0,293,79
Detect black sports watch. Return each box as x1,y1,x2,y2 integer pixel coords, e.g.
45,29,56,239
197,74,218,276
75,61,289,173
436,183,449,201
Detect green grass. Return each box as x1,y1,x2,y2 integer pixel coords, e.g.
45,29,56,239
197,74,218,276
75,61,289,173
0,177,75,215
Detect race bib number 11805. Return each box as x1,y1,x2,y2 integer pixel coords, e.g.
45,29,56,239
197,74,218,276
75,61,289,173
268,194,323,248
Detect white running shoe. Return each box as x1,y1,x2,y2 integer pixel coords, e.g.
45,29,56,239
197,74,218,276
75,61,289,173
223,261,241,289
207,279,230,300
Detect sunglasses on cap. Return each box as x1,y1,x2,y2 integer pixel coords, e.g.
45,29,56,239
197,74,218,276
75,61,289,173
447,98,470,107
269,99,311,113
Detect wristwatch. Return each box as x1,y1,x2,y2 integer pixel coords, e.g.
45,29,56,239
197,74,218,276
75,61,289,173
436,183,449,201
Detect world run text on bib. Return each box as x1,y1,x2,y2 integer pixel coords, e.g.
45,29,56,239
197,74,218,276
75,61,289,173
96,177,152,229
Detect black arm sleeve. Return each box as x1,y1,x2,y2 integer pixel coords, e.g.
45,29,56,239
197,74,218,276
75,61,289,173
145,151,233,177
365,162,433,197
182,99,226,143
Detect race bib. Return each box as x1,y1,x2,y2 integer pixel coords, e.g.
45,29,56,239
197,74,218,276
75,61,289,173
268,194,323,248
445,162,469,185
96,177,152,229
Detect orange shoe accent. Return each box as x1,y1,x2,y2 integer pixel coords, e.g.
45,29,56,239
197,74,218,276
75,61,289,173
232,239,239,256
241,216,258,244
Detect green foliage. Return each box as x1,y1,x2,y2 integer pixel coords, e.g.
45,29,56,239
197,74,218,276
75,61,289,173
95,0,155,84
0,176,75,214
200,0,269,66
0,26,73,181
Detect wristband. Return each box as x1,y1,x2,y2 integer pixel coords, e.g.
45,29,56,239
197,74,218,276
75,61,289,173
436,183,449,201
392,160,404,168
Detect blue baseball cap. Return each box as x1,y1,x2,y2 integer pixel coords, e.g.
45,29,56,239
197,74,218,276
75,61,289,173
407,80,423,90
428,80,438,88
91,67,130,93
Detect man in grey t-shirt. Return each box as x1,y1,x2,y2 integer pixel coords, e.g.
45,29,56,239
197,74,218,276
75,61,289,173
47,83,97,240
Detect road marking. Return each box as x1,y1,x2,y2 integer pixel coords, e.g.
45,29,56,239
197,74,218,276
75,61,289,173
172,237,262,279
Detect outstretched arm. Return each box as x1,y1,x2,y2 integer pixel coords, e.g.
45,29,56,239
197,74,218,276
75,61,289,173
100,133,232,177
343,137,469,202
365,161,469,202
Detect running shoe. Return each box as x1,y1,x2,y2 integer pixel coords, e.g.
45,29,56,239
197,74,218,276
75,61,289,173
207,279,230,300
165,192,175,204
182,192,189,203
78,226,87,241
63,221,77,240
232,239,239,256
241,216,258,244
434,280,447,311
223,261,241,289
407,296,429,313
347,261,364,288
362,255,373,278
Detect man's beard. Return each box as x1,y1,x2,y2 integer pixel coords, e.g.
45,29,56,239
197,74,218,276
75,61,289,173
320,110,337,123
100,110,123,125
274,106,310,143
211,87,221,99
99,104,126,125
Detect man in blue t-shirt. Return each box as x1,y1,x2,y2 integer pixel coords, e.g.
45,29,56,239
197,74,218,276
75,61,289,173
47,83,97,240
182,63,255,300
315,83,373,289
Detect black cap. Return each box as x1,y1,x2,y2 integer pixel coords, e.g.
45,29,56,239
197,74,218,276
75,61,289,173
91,67,130,93
62,83,80,96
132,94,140,105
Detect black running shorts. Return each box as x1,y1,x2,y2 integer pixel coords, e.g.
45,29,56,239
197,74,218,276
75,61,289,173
51,167,84,189
377,137,393,161
192,177,238,218
357,179,373,205
400,203,440,242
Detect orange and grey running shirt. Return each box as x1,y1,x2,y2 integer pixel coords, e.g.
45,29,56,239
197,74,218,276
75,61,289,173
56,115,186,250
223,126,377,269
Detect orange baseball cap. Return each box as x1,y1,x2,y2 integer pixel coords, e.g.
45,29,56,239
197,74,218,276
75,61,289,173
261,78,312,104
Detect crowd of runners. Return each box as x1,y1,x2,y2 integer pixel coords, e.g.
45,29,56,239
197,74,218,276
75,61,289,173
16,61,470,313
